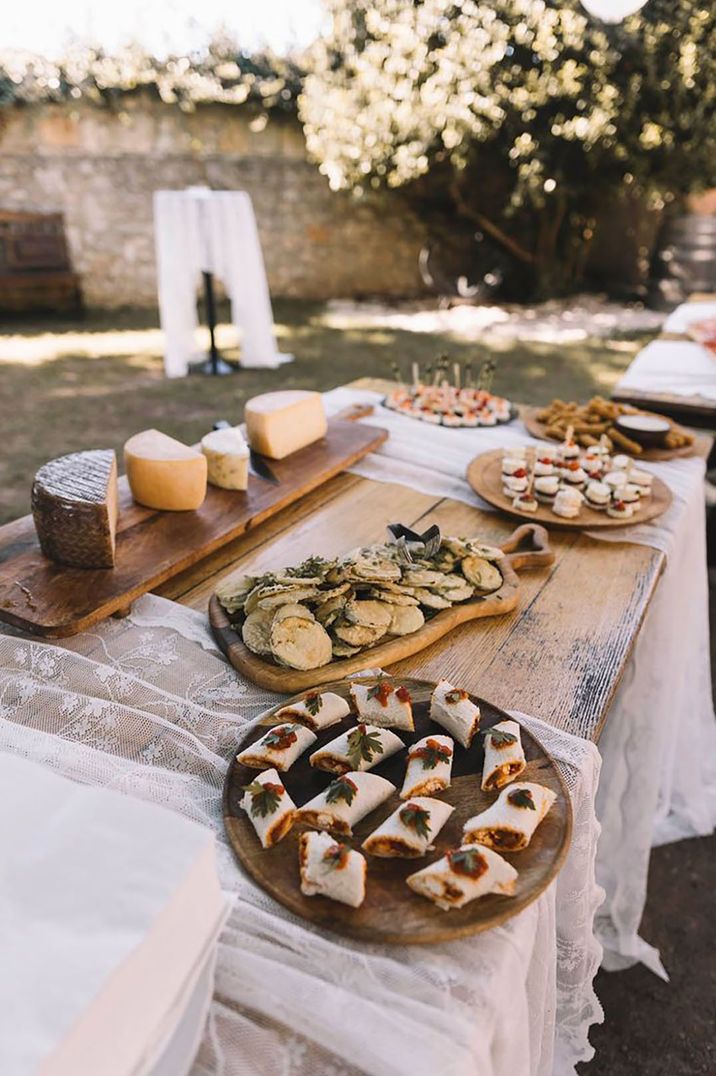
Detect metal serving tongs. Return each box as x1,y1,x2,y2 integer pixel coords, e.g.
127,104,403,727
387,522,442,563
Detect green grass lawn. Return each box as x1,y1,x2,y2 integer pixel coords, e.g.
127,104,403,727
0,299,652,524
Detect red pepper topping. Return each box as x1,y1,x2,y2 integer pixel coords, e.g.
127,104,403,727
396,686,412,704
512,468,527,478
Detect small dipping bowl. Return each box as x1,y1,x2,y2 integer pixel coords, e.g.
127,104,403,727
615,413,671,447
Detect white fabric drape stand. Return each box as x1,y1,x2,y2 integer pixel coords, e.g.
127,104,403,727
154,189,290,377
0,596,604,1076
321,386,716,980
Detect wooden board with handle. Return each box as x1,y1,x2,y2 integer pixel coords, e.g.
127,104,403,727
223,676,572,945
209,523,554,693
467,449,672,531
0,417,387,637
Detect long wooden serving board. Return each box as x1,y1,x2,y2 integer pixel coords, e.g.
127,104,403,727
224,677,573,945
467,449,672,531
0,418,387,637
209,523,554,692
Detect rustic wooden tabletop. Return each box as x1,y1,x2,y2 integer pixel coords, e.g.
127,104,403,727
159,380,667,745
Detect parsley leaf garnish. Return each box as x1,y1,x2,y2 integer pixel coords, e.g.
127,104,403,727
347,724,384,769
482,727,518,747
447,847,487,879
400,803,432,840
242,780,284,817
325,776,358,806
304,692,323,717
508,788,536,811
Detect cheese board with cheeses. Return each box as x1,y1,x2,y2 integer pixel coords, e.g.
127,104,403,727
0,395,387,637
209,522,554,692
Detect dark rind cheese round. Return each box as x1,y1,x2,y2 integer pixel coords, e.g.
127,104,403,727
31,450,118,569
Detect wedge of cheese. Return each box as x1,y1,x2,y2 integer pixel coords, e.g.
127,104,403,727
124,429,207,511
244,390,327,460
31,450,118,569
200,427,249,491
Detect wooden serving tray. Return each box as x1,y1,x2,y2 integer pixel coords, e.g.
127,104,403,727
522,405,703,461
0,418,386,638
209,523,554,692
223,676,573,945
467,449,672,531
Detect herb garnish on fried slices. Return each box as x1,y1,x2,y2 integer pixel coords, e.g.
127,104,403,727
481,720,526,791
429,679,481,748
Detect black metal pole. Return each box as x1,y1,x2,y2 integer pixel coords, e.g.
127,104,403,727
191,270,238,376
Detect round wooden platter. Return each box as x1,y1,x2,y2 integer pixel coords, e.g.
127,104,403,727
209,522,555,693
522,406,698,461
467,449,672,532
223,676,573,945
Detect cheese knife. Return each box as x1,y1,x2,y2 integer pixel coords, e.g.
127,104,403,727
212,421,280,485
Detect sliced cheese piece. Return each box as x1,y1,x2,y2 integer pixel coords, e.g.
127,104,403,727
244,390,327,460
309,723,403,775
124,429,207,511
296,771,394,836
31,450,118,569
362,796,454,858
429,679,481,748
400,735,454,799
299,831,366,907
201,427,249,491
481,720,526,792
463,781,557,852
275,691,350,732
240,768,296,848
236,723,317,772
407,844,517,910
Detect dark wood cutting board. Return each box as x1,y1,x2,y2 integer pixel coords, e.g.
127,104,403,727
0,418,387,637
224,676,572,944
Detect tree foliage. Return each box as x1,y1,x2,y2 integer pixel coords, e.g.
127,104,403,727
299,0,716,293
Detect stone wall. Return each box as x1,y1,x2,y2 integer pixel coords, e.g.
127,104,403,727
0,97,429,307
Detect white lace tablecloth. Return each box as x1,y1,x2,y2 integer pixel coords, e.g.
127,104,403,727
324,387,716,978
0,598,602,1076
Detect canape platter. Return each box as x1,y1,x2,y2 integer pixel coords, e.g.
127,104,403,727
209,523,554,693
466,449,672,531
223,677,572,944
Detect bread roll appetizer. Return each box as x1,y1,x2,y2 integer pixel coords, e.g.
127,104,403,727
299,831,366,908
400,735,454,799
309,723,404,775
350,680,415,730
296,771,395,836
237,723,317,772
362,796,454,858
429,679,481,748
481,720,526,791
240,768,296,848
462,782,557,852
407,844,517,910
275,691,350,732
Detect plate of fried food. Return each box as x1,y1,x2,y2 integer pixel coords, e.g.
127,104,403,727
223,675,572,943
523,396,696,460
209,524,554,692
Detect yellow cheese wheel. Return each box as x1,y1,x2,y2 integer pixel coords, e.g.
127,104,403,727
124,429,207,511
244,390,327,460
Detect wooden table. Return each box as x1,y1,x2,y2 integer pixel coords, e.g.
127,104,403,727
612,293,716,429
156,382,667,746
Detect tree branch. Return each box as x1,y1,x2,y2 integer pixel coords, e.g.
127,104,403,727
449,176,535,265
